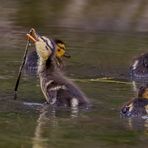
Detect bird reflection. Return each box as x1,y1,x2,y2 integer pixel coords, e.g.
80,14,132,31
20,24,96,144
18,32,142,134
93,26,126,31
32,105,79,148
132,81,138,94
123,116,148,133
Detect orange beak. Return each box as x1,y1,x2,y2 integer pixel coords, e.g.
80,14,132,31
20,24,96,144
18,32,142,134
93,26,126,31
26,28,39,43
26,33,37,43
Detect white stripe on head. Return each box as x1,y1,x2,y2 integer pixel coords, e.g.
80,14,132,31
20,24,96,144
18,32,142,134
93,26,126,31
41,36,54,50
128,103,133,112
132,60,139,70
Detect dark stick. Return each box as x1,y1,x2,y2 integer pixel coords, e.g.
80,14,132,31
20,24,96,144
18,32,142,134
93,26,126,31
13,39,31,100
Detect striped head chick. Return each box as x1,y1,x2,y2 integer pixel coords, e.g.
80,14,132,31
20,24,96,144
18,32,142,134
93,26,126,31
54,39,70,69
26,29,89,107
120,85,148,117
130,53,148,80
24,38,70,75
27,29,70,69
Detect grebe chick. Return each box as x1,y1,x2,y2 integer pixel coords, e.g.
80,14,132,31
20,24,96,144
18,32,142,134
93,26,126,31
120,85,148,117
27,29,89,107
24,39,70,75
130,53,148,80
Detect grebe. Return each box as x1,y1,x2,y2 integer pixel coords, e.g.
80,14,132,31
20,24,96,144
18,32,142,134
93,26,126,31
120,85,148,117
27,29,89,107
130,53,148,80
25,39,70,74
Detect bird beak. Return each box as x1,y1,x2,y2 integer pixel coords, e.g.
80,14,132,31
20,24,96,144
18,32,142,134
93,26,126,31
56,48,71,59
26,29,71,59
26,28,39,43
63,52,71,58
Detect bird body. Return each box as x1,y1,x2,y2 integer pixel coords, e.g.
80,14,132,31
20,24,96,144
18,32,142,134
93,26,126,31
27,29,89,107
121,86,148,117
130,53,148,80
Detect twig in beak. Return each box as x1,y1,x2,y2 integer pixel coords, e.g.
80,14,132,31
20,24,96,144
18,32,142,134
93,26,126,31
13,30,33,100
26,33,37,43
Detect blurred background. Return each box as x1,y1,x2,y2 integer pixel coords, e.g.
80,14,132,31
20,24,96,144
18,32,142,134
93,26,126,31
1,0,148,79
0,0,148,148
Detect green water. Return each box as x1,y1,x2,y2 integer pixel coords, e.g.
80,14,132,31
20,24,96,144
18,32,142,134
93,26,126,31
1,1,148,148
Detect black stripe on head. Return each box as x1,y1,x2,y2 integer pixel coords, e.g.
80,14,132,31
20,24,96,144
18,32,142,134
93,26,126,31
138,84,148,98
40,36,55,52
54,39,65,45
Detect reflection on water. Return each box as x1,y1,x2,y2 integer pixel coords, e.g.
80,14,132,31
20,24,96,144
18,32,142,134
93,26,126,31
32,108,52,148
132,81,138,94
123,116,148,132
32,106,79,148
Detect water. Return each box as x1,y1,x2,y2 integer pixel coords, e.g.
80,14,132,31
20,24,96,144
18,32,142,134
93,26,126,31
1,1,148,148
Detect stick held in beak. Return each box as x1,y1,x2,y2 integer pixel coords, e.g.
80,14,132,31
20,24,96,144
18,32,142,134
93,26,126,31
26,33,37,43
26,28,39,43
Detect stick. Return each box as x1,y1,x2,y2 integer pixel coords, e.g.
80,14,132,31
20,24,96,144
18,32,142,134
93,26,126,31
13,36,31,100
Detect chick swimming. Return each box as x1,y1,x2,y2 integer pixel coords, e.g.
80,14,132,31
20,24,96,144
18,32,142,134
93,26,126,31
120,85,148,117
27,29,89,107
130,53,148,80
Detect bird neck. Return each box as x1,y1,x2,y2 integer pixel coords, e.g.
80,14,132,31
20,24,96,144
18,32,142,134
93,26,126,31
37,56,56,74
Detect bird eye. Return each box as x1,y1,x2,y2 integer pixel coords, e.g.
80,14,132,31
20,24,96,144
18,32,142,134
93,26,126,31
58,49,61,52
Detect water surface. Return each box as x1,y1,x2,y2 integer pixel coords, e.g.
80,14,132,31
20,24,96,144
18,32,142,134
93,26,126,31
1,1,148,148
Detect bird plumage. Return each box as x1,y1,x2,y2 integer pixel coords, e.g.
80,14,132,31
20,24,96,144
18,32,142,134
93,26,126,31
24,38,70,75
27,29,89,107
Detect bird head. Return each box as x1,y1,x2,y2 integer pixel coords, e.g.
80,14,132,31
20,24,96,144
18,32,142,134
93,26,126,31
120,86,148,117
26,28,70,62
